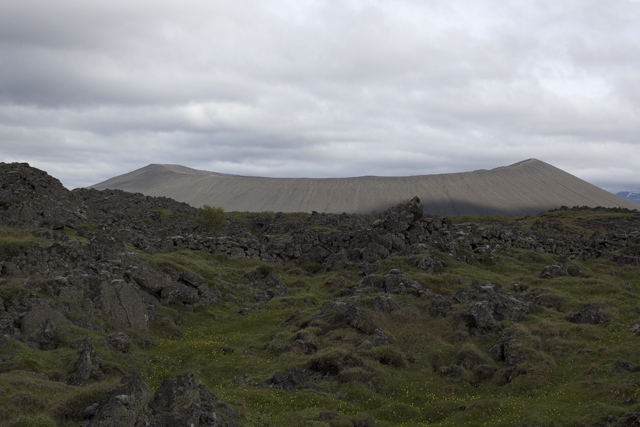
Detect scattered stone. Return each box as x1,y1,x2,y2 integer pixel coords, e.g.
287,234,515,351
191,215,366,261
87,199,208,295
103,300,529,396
21,304,71,350
430,295,453,317
106,332,131,353
566,305,610,325
414,255,444,274
382,270,432,298
371,295,401,313
160,282,200,306
540,262,582,279
614,361,640,373
306,302,376,335
290,331,319,355
221,346,236,355
307,349,367,376
83,402,100,418
461,301,500,335
87,372,151,426
489,328,528,367
368,329,390,347
178,270,205,288
244,267,289,302
323,253,352,271
262,367,319,391
69,337,108,386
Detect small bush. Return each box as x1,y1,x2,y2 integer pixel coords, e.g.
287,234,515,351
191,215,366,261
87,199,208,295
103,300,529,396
196,205,228,234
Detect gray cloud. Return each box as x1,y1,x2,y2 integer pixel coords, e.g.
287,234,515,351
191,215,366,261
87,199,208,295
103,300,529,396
1,0,639,193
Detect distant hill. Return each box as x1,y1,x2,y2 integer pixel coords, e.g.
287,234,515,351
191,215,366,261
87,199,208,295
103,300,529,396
90,159,639,216
616,191,640,205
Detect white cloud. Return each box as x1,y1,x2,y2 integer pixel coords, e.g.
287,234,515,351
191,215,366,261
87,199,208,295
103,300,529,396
0,0,638,193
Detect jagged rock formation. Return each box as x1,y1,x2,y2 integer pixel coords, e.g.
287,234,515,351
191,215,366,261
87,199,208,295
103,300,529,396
0,162,90,228
84,372,238,426
90,159,639,215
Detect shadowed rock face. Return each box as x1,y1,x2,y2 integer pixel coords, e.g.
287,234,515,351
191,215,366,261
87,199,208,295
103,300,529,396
0,162,90,227
90,159,639,215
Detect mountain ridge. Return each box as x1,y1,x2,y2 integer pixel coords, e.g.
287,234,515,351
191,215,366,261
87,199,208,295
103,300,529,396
617,191,640,205
91,159,639,215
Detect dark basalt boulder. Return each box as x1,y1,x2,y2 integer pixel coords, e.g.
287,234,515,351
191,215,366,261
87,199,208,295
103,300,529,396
160,282,200,305
290,330,319,355
613,361,640,373
461,301,501,335
382,269,432,298
0,162,89,228
86,372,238,427
430,295,453,317
178,270,205,288
372,295,401,313
539,262,582,279
414,254,445,273
322,252,352,271
106,332,131,353
146,372,223,426
69,337,109,386
20,303,71,350
456,282,531,332
128,261,175,295
244,267,288,302
97,280,149,330
261,367,320,391
362,242,390,263
306,301,376,335
86,372,152,426
566,305,610,325
489,328,528,367
368,329,391,347
307,349,367,376
379,196,423,233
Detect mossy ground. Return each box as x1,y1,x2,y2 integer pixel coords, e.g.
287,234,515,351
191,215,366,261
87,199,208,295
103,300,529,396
1,210,640,426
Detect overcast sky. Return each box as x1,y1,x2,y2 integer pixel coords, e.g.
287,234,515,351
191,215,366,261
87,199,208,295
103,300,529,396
1,0,639,192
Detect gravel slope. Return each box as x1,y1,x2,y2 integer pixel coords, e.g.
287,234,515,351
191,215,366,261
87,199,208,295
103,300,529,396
91,159,638,215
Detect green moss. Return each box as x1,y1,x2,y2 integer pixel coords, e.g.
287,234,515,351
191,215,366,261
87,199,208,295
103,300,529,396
0,227,52,258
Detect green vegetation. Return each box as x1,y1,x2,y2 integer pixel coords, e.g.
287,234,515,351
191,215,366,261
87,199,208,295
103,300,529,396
1,210,640,426
196,205,229,234
0,226,52,258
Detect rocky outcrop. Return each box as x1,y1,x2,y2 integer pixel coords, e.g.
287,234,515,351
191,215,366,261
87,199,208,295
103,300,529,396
69,337,109,386
372,295,402,313
416,282,534,335
86,372,152,426
106,332,131,353
261,367,320,391
20,303,71,350
85,372,238,427
489,329,528,367
244,267,288,302
97,280,149,330
305,302,376,335
539,262,582,279
0,162,89,228
566,305,610,325
382,269,432,298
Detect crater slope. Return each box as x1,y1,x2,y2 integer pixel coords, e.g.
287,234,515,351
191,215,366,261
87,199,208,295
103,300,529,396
91,159,638,215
